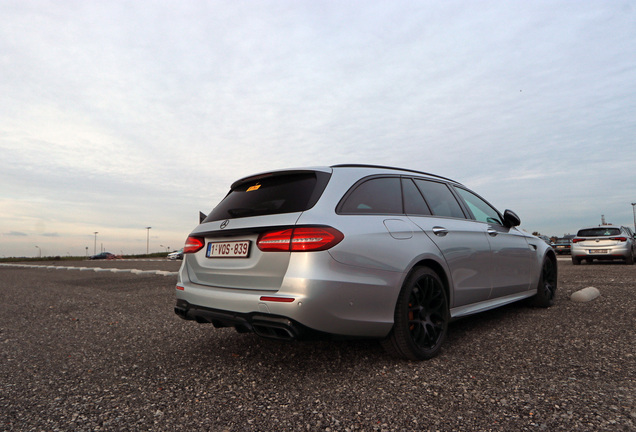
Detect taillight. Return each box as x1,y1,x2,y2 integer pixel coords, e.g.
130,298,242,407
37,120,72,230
291,227,344,251
257,229,295,251
260,296,295,303
257,227,344,252
572,238,584,243
610,237,627,242
183,236,205,254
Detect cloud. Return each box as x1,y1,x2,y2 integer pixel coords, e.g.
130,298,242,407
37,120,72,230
0,1,635,256
4,231,28,237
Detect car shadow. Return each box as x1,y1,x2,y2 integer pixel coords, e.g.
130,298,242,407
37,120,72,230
174,299,540,371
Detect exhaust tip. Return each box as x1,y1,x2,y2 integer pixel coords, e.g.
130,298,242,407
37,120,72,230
252,316,300,340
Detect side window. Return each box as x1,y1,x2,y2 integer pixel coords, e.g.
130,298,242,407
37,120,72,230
454,187,503,225
402,178,431,215
413,180,465,219
339,177,403,214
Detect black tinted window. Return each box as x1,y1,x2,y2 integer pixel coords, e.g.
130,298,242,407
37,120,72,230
204,173,325,221
413,179,465,219
402,178,431,215
577,227,621,237
339,177,403,214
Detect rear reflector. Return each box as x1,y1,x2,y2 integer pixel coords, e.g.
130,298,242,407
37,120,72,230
176,284,185,291
183,236,205,254
257,227,344,252
260,296,295,303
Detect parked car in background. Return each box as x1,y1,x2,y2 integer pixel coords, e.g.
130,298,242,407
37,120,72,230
174,165,557,360
167,248,183,260
89,252,117,260
553,237,572,255
537,235,552,245
571,226,635,265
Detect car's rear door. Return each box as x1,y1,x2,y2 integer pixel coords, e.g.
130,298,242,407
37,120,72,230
403,178,493,307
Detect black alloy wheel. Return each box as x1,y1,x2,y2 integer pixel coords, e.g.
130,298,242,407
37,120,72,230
532,255,558,307
382,267,449,360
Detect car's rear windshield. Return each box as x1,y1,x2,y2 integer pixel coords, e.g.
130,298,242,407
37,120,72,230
577,227,621,237
203,171,330,222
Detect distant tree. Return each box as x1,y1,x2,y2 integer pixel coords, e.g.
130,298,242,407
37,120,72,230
532,231,540,236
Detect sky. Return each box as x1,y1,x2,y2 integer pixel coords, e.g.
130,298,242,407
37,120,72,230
1,1,635,258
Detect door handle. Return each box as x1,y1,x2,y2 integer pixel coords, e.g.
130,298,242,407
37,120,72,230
487,228,498,237
432,226,448,237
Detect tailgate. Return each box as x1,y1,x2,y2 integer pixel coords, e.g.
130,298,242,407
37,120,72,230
185,214,300,291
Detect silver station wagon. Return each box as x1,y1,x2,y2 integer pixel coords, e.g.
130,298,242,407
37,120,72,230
174,165,557,360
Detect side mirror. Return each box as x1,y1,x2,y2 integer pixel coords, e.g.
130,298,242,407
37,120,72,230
503,209,521,228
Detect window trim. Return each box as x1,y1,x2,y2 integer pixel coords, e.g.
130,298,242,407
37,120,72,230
335,174,506,224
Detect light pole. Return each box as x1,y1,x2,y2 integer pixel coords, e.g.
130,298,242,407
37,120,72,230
146,227,152,254
93,232,98,255
35,245,41,258
631,203,636,233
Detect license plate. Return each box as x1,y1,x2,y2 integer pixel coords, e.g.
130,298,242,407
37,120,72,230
206,240,250,258
591,249,609,254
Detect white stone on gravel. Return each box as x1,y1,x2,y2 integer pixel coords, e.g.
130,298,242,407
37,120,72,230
571,286,601,302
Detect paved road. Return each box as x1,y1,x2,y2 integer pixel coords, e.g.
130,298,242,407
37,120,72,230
0,259,634,431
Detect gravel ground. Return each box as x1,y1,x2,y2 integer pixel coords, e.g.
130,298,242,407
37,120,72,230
0,258,634,431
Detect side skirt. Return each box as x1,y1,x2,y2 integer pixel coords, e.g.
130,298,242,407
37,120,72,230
450,289,536,320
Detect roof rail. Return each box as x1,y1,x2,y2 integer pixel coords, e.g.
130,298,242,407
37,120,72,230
331,164,459,184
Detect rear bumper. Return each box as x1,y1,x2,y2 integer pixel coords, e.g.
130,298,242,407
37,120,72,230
175,252,400,338
175,299,307,340
571,244,630,259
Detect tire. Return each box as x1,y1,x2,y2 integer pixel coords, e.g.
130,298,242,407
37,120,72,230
381,267,449,360
532,255,557,308
571,256,581,265
626,251,634,265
